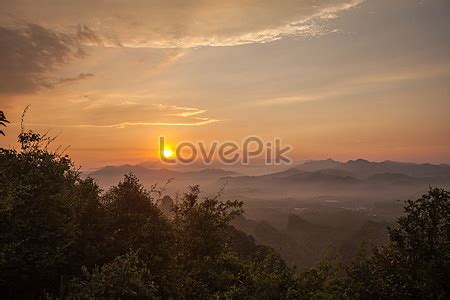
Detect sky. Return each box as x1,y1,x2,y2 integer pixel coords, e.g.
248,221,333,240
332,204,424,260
1,0,450,169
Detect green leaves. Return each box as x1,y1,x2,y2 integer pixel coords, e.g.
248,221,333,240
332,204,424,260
344,188,450,298
68,251,158,298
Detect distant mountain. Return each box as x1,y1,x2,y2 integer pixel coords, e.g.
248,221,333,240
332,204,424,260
294,158,343,172
182,168,240,177
159,195,174,215
91,164,177,177
220,159,450,200
316,168,355,177
366,173,420,185
339,220,390,264
286,214,328,233
281,158,450,179
90,164,177,179
282,172,358,185
137,160,210,171
136,159,291,176
232,210,388,268
336,159,450,178
89,164,241,190
89,165,178,188
292,158,450,179
89,158,450,201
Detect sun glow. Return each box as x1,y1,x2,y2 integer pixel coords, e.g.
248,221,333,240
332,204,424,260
162,147,175,158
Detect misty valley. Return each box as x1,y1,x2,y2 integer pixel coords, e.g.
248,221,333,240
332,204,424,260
88,158,450,269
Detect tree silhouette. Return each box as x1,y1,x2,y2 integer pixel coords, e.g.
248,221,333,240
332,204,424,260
0,111,9,136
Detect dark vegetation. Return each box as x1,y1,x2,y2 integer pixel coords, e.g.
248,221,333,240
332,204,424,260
0,113,449,298
0,111,9,136
232,216,387,270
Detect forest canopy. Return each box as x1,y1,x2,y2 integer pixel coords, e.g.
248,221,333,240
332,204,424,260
0,127,449,298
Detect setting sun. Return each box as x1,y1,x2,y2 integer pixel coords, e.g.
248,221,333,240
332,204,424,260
162,148,174,158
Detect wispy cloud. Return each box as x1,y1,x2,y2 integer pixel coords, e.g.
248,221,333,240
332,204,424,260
15,102,218,128
257,64,450,106
24,119,218,128
58,73,94,84
168,106,207,117
1,0,363,48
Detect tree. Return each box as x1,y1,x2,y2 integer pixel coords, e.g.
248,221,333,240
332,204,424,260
344,188,450,298
172,185,244,263
170,185,243,297
0,130,100,296
0,111,9,136
101,173,177,297
170,186,301,298
0,128,302,298
68,251,158,298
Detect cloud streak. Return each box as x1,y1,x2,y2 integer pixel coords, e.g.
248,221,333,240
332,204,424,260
24,119,218,128
1,0,363,48
58,73,95,84
15,103,218,128
257,64,450,106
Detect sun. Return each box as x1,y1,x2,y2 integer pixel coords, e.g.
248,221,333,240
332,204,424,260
162,147,174,158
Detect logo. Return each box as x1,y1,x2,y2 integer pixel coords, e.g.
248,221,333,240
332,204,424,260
159,136,292,165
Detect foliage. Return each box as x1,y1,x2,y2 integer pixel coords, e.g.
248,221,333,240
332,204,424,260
343,187,450,298
0,128,298,298
101,173,177,297
0,111,8,136
172,185,243,263
0,130,84,295
281,188,450,299
1,123,449,298
294,258,343,299
68,251,158,299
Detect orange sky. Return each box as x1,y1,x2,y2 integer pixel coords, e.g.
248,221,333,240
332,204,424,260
1,0,450,168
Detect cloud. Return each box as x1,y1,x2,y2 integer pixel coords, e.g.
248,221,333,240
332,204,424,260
63,119,217,128
168,106,207,117
0,1,363,95
25,119,218,128
76,24,104,46
58,73,95,84
0,23,90,94
1,0,363,48
19,102,218,128
257,64,450,106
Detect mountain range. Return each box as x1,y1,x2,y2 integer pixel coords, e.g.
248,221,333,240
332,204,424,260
89,164,240,192
220,159,450,201
86,158,450,202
